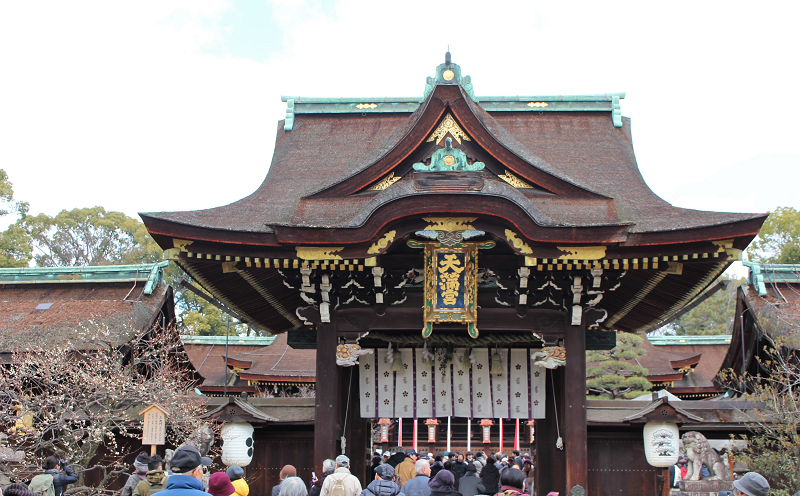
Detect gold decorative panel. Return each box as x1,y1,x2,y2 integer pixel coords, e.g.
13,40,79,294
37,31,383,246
556,246,607,260
527,102,549,108
422,217,477,232
498,170,533,188
426,113,471,145
368,231,396,255
295,247,344,260
505,229,533,254
356,103,377,109
367,172,401,191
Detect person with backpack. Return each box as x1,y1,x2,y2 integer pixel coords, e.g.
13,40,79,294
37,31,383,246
320,455,362,496
133,455,169,496
4,483,43,496
31,456,77,496
226,466,249,496
121,452,151,496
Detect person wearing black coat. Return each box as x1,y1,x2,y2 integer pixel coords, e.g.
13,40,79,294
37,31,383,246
388,449,407,469
478,458,499,496
427,470,462,496
451,456,467,482
456,463,483,496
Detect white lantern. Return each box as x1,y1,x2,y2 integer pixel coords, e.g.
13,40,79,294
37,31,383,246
221,422,254,467
643,422,680,467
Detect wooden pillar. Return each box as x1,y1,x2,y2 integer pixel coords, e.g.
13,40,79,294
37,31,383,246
344,365,368,484
535,367,565,494
314,322,340,462
565,319,588,493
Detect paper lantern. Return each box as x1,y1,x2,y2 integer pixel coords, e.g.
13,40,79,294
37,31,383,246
480,419,493,444
378,418,391,443
425,419,439,443
643,422,679,467
221,422,254,467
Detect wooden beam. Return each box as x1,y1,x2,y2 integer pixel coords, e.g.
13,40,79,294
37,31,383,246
565,317,588,493
314,322,340,461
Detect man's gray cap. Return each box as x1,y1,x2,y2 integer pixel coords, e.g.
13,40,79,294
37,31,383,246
335,455,350,466
733,472,770,496
374,464,394,479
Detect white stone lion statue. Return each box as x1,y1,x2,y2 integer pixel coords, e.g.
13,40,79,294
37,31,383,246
681,431,730,481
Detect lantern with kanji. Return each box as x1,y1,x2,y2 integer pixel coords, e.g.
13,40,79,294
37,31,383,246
378,418,392,443
480,419,494,444
527,420,535,444
425,419,439,443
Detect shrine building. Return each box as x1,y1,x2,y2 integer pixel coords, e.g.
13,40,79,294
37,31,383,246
141,53,765,495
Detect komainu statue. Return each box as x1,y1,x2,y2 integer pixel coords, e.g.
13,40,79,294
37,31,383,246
186,427,215,456
681,431,731,481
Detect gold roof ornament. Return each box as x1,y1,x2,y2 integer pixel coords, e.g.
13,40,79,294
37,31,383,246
498,170,533,188
367,172,401,191
426,113,471,145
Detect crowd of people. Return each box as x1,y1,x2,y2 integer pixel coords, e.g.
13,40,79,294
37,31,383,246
0,445,781,496
295,449,537,496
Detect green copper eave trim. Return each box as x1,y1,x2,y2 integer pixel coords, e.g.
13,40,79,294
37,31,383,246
743,260,800,297
0,261,168,295
180,334,277,346
647,335,732,346
281,92,626,130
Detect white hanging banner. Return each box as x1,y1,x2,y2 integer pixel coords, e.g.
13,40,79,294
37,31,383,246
531,364,546,419
394,349,414,417
471,349,491,418
509,349,529,419
377,350,394,418
452,349,471,418
415,350,433,418
359,352,376,418
360,348,546,419
435,359,452,417
491,350,510,419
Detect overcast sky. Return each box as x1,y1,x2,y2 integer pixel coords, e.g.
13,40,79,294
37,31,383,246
1,1,798,228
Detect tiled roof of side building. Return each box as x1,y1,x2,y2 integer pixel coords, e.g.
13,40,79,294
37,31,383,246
0,262,173,352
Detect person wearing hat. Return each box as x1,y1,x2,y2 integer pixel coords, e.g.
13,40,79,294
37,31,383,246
320,455,362,496
456,462,483,496
732,472,770,496
159,445,212,496
208,472,237,496
133,455,169,496
396,450,418,489
226,466,249,496
121,452,152,496
272,466,298,496
426,470,462,496
389,448,407,469
360,464,400,496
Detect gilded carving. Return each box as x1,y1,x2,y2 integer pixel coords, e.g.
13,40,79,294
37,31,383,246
368,231,396,255
527,102,549,108
367,172,401,191
426,113,471,145
443,69,455,81
295,246,344,260
423,217,477,232
173,238,194,252
498,170,533,188
556,246,607,260
356,103,377,109
530,347,566,369
505,229,533,254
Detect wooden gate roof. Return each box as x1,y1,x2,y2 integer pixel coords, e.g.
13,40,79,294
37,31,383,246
140,54,766,334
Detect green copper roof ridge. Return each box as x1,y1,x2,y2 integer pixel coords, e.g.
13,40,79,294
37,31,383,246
281,92,625,104
743,260,800,297
180,334,277,345
0,261,169,295
647,335,732,345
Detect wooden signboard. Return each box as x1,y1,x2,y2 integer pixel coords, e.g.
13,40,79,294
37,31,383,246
139,404,167,454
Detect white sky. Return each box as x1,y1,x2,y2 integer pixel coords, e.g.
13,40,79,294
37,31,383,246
1,0,798,236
